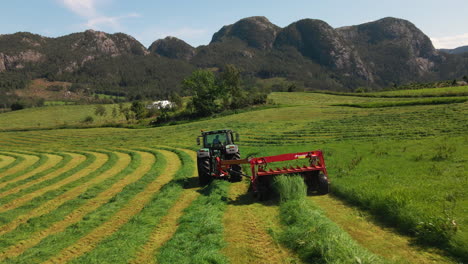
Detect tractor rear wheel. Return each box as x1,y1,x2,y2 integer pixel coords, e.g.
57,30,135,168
318,173,330,195
197,157,211,186
227,152,242,182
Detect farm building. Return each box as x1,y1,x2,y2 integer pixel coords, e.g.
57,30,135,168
146,100,175,110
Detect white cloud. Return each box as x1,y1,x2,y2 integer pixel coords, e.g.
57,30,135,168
58,0,139,31
431,33,468,49
60,0,98,18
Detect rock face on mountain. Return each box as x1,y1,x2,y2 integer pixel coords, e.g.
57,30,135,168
211,16,280,50
337,17,441,83
0,16,465,92
274,19,373,81
149,37,195,61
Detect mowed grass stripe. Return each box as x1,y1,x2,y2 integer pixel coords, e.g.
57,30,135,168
157,180,230,264
129,148,199,264
0,151,153,263
0,152,101,214
47,149,178,263
0,152,41,182
0,154,21,173
0,151,113,236
0,155,15,170
0,151,132,252
222,181,299,264
0,152,83,208
0,153,62,194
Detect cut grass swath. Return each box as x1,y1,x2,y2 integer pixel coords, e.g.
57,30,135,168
0,153,24,174
0,150,138,261
333,97,467,108
157,180,230,264
272,175,385,263
73,147,197,264
0,151,114,236
0,152,43,185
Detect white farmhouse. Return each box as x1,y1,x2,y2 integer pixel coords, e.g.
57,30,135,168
147,100,175,110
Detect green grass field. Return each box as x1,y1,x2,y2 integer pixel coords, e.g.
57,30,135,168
0,87,466,263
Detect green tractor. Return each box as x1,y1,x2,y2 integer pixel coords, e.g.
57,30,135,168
196,129,243,186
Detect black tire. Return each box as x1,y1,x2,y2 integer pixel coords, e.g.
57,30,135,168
255,176,271,201
197,157,212,186
227,152,242,182
318,173,330,195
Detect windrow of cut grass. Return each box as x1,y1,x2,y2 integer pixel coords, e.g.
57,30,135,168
0,150,137,261
157,180,230,264
0,150,161,263
312,86,468,98
272,175,385,263
0,152,64,193
0,152,85,211
0,151,114,236
0,152,44,185
0,153,24,174
73,147,198,264
333,97,467,108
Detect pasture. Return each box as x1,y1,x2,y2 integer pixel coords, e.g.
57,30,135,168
0,88,466,263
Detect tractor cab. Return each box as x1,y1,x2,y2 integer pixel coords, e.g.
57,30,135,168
197,129,239,149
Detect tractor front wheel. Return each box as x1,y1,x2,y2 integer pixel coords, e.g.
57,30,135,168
227,152,242,182
197,157,212,186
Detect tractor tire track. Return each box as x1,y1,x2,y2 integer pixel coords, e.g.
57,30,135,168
0,153,40,180
0,153,63,194
0,151,152,261
0,152,83,204
222,181,300,264
310,195,456,264
43,150,177,264
0,152,125,236
0,152,104,215
130,148,199,264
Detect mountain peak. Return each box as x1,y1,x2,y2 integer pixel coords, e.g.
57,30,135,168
211,16,280,50
149,36,195,61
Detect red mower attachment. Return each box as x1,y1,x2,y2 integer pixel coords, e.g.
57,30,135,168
220,150,330,199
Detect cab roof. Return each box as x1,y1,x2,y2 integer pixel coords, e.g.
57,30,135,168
201,129,232,135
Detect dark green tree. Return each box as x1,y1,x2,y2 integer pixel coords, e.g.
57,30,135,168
95,105,106,116
183,70,220,116
219,64,246,109
130,101,146,120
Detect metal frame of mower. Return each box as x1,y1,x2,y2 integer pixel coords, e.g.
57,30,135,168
219,150,330,198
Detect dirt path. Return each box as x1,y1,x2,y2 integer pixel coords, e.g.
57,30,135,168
222,181,300,264
311,195,456,264
43,149,178,264
0,152,126,236
130,148,200,264
0,153,39,179
0,152,104,214
0,151,152,261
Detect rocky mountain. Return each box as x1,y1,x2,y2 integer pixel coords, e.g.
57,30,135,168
149,36,195,61
440,45,468,55
1,16,467,97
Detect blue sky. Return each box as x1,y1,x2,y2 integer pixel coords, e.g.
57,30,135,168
1,0,467,49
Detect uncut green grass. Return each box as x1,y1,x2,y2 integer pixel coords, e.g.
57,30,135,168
0,104,125,131
72,148,194,264
0,151,114,226
273,175,385,263
334,97,467,108
157,180,230,264
0,150,138,252
2,150,164,263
